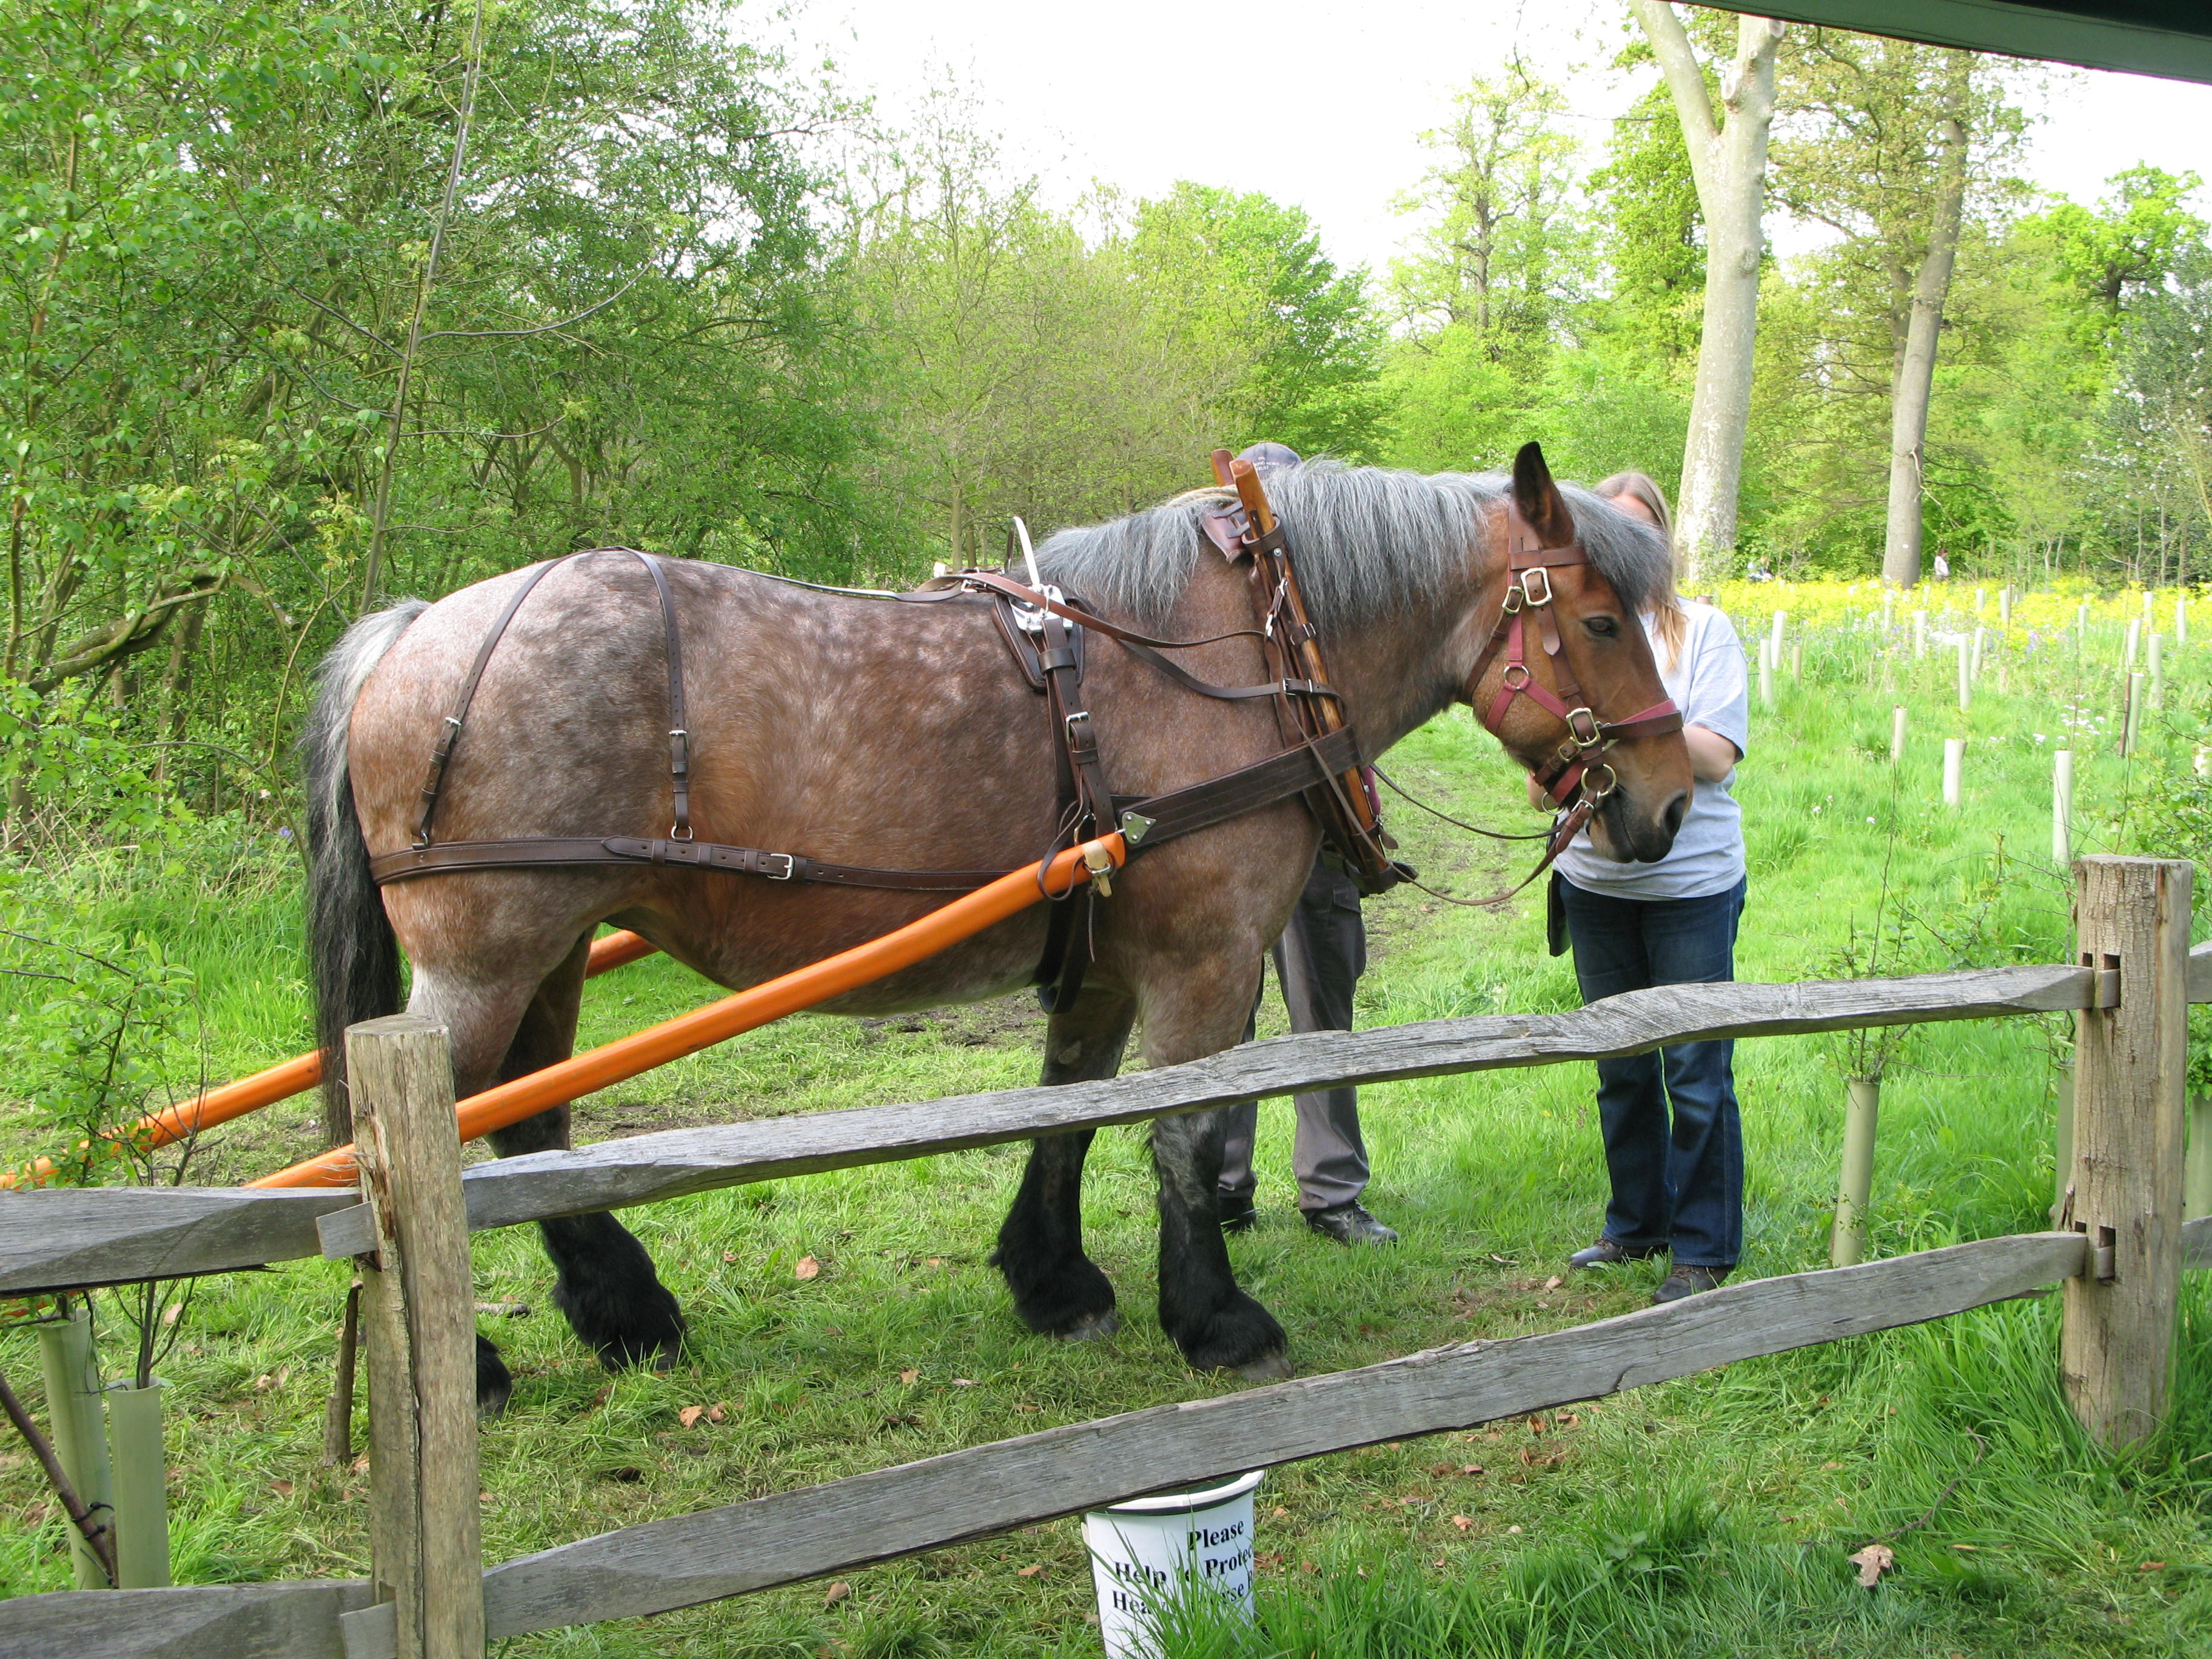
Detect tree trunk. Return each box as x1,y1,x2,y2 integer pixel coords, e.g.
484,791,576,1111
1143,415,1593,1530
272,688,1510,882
1883,60,1972,590
1631,4,1785,588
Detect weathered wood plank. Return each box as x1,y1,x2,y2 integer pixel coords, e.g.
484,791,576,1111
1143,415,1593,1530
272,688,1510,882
454,1232,2083,1644
321,964,2106,1256
350,1017,484,1659
0,1579,373,1659
0,1187,354,1295
2184,1213,2211,1269
2189,937,2211,1004
3,964,2103,1282
2062,857,2191,1448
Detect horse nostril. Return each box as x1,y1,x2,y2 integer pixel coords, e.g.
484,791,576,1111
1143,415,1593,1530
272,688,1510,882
1661,791,1688,839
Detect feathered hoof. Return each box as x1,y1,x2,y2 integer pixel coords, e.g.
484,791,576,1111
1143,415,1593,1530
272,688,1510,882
1061,1309,1122,1343
1169,1290,1289,1376
475,1333,514,1418
1233,1351,1295,1382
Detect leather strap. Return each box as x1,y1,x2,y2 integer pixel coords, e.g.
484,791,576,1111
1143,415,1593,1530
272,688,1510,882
632,551,692,840
413,548,695,848
369,728,1365,889
414,552,580,846
370,836,1017,890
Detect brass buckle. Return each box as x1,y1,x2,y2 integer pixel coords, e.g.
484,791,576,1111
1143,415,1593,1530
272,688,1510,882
1501,583,1524,614
1564,707,1600,746
1520,568,1553,607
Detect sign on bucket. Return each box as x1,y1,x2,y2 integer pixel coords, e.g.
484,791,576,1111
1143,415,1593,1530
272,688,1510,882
1082,1470,1265,1659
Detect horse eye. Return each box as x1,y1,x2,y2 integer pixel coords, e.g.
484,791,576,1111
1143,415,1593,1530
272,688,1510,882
1587,617,1618,638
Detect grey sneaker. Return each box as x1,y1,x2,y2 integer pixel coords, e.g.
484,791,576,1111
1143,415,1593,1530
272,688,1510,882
1305,1202,1399,1246
1651,1265,1731,1304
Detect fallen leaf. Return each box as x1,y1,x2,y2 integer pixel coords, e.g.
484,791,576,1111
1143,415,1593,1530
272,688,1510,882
478,1492,492,1504
1016,1564,1044,1578
678,1405,707,1429
1821,1461,1843,1471
350,1455,370,1473
1543,1276,1563,1291
794,1256,821,1281
927,1257,943,1268
722,1251,737,1263
1506,1524,1523,1535
1461,1464,1486,1476
823,1581,850,1606
708,1403,727,1423
270,1480,293,1497
1430,1463,1453,1476
1299,1559,1319,1574
1015,1403,1039,1413
1555,1412,1579,1429
1451,1515,1473,1532
1847,1543,1895,1587
1948,1543,1979,1552
899,1368,920,1386
2138,1561,2167,1572
1272,1506,1289,1520
951,1377,977,1387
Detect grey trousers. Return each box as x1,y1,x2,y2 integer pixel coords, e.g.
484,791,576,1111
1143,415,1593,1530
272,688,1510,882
1218,857,1370,1213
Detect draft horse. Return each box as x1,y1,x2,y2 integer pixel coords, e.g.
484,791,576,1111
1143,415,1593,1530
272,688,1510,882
304,451,1690,1407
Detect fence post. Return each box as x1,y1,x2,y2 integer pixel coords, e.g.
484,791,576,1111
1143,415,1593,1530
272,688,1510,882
2061,857,2190,1450
349,1014,484,1659
1942,737,1963,807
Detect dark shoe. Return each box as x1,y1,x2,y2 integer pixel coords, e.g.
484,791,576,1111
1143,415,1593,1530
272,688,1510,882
1651,1265,1731,1304
1568,1237,1666,1270
1305,1202,1399,1246
1218,1193,1257,1235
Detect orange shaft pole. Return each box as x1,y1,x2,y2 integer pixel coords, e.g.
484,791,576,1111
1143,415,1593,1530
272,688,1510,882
248,838,1124,1190
1,930,659,1190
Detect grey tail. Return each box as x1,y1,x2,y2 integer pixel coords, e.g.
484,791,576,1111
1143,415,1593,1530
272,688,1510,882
303,599,429,1143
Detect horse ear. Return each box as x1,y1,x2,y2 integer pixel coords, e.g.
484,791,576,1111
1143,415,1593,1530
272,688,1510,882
1511,442,1575,548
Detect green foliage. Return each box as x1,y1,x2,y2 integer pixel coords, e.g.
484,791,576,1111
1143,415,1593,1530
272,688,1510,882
1588,81,1705,367
1130,183,1391,463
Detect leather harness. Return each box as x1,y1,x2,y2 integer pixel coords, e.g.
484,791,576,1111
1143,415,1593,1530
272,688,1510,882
366,475,1680,985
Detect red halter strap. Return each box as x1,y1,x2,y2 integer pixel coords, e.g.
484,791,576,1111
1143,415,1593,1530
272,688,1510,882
1465,512,1683,817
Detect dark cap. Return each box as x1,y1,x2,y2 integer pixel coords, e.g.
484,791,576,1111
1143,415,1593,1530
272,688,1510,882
1237,441,1301,474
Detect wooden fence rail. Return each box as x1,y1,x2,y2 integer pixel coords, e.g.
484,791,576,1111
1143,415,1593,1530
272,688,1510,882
0,1226,2125,1659
0,962,2127,1295
0,858,2202,1659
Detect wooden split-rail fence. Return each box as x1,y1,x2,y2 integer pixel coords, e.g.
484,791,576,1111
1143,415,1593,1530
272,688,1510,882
2,856,2209,1658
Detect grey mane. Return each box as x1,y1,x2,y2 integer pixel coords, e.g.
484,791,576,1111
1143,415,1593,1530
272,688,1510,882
1034,460,1671,631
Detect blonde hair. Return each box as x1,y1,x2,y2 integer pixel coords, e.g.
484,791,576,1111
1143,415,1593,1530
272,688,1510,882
1594,471,1687,671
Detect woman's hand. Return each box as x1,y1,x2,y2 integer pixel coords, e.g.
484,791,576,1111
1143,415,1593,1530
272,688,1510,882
1526,773,1549,809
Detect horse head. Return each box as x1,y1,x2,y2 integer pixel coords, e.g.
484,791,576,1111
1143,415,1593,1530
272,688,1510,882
1463,444,1692,866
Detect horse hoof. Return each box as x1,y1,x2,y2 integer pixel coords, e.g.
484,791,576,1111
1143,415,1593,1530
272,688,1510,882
1235,1352,1294,1382
475,1333,514,1418
1061,1309,1122,1343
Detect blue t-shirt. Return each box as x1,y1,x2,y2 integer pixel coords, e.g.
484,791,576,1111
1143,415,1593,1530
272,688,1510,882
1555,601,1749,900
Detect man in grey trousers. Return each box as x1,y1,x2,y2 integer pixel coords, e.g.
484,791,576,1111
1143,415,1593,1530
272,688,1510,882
1213,441,1397,1247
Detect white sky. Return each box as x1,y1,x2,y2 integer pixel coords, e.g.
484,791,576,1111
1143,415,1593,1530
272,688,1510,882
781,0,2212,278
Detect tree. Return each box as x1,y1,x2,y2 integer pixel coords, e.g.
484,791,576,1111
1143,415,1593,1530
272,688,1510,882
1389,71,1586,369
1774,36,2025,586
1628,2,1785,585
1589,79,1706,369
1128,183,1390,461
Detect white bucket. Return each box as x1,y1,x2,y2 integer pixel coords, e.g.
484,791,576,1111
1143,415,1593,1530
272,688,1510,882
1082,1470,1264,1659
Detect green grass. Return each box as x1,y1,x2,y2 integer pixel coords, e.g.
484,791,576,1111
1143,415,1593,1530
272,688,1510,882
2,611,2209,1656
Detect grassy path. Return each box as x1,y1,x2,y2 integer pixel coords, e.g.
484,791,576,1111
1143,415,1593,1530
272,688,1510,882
3,608,2210,1655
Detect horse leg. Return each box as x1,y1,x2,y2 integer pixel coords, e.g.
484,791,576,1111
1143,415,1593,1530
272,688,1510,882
1143,959,1291,1379
480,934,686,1391
992,985,1134,1341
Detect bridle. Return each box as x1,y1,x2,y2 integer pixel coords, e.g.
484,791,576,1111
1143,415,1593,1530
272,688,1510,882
1453,503,1684,892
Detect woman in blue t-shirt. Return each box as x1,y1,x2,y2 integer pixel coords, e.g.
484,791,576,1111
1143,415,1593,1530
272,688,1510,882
1546,472,1750,1304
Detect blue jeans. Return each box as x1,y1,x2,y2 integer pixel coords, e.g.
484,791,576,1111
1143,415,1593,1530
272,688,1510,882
1557,875,1747,1269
